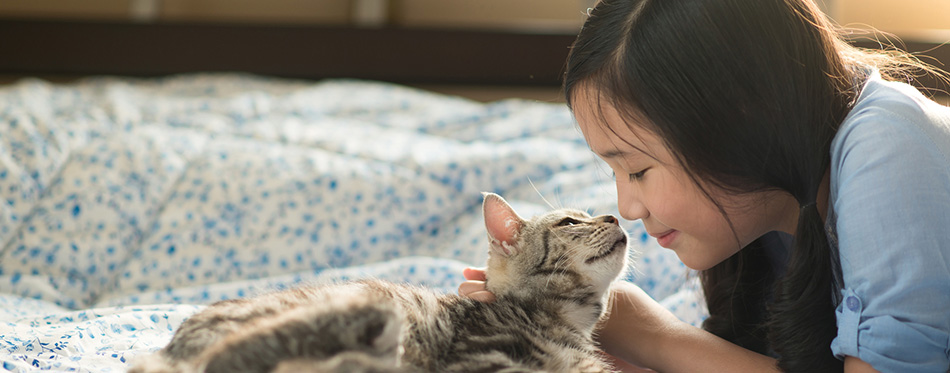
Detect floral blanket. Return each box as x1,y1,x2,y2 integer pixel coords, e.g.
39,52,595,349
0,75,704,372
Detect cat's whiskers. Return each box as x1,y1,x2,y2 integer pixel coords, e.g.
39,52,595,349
527,177,556,210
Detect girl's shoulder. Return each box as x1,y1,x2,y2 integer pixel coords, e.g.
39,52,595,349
834,71,950,155
827,70,950,248
831,71,950,179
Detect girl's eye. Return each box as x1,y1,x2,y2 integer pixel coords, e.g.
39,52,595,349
556,217,582,227
629,169,648,181
611,168,649,182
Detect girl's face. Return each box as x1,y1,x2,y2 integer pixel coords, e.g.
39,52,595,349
573,87,798,270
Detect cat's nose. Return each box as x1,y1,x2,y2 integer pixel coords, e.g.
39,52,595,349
601,215,619,225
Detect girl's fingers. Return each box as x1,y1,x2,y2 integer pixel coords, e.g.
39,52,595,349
458,280,487,295
463,267,488,281
460,268,495,302
458,280,496,303
466,290,497,303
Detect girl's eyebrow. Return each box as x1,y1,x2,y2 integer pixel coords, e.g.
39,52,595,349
599,149,639,159
598,147,658,163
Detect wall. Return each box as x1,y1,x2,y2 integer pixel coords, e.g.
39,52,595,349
831,0,950,42
390,0,593,32
0,0,593,31
0,0,352,24
160,0,351,25
0,0,131,20
4,0,948,37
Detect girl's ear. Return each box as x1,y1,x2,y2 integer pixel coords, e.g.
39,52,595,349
482,192,525,257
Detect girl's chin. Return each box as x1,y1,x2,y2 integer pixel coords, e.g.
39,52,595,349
672,244,739,271
665,242,706,270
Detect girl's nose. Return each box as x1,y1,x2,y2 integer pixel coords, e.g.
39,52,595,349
616,183,648,221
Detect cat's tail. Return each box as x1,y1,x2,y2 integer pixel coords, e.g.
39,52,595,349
197,291,405,373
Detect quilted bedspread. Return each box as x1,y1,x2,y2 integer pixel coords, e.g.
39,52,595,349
0,75,705,372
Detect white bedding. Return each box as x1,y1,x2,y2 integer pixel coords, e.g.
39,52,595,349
0,75,705,372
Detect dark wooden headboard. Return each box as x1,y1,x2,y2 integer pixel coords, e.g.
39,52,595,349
1,19,575,86
1,19,947,92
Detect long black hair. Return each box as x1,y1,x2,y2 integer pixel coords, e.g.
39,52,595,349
562,0,936,371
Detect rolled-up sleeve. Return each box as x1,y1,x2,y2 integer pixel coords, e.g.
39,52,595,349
828,82,950,372
833,289,949,371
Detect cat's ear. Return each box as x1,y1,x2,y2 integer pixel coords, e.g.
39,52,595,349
482,192,525,257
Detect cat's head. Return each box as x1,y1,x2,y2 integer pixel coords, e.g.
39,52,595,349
481,193,629,303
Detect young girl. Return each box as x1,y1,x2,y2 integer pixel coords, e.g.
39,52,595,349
460,0,950,372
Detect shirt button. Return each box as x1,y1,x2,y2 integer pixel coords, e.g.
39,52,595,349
846,296,860,312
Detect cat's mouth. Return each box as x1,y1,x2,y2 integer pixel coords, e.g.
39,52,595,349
585,236,627,264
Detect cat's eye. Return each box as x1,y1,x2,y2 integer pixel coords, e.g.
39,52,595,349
556,217,582,227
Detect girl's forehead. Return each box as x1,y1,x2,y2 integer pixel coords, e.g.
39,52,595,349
571,89,664,161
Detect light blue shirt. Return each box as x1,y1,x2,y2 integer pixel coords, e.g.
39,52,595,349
826,70,950,372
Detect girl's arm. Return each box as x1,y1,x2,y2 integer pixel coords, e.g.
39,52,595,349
844,357,880,373
597,283,885,373
601,281,780,373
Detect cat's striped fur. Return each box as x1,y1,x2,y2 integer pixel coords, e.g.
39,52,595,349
128,193,629,372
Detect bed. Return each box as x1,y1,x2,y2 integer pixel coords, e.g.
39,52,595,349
0,74,705,372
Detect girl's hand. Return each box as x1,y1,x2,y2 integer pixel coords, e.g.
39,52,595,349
597,281,683,369
458,267,497,303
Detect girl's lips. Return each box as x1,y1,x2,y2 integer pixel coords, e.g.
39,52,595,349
652,230,679,248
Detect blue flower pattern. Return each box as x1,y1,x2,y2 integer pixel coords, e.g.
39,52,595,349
0,75,703,372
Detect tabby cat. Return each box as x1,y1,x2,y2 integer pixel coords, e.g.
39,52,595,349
128,193,630,372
